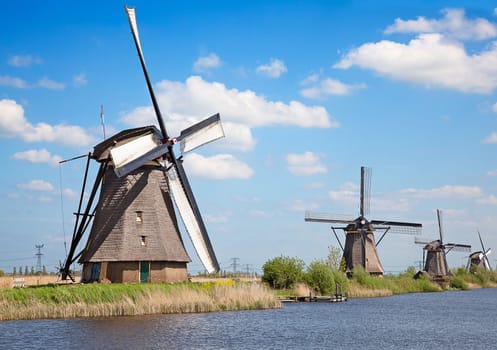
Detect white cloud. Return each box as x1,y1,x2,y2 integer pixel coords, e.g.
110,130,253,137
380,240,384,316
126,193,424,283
492,102,497,112
120,76,337,152
36,77,65,90
487,169,497,176
0,99,96,147
205,212,230,223
0,75,28,88
385,8,497,40
401,185,483,199
185,153,254,179
300,75,366,99
12,149,62,166
256,58,288,78
482,132,497,144
335,33,497,94
193,53,222,73
287,151,327,176
73,73,87,87
8,55,42,67
17,180,54,191
477,194,497,205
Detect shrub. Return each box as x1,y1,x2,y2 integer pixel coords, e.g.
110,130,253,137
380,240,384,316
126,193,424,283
305,260,335,295
262,256,305,289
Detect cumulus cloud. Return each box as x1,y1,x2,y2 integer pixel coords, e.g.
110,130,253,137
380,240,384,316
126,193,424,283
8,55,42,67
287,151,327,176
335,33,497,94
335,9,497,94
482,132,497,144
385,8,497,40
256,58,288,78
120,76,336,151
0,75,28,88
492,102,497,112
17,180,54,191
185,153,254,179
400,185,483,199
12,149,62,166
193,53,222,73
0,99,96,147
300,74,366,99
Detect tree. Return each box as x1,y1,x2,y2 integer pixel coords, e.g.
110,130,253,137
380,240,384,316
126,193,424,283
24,266,28,276
326,245,343,270
0,269,4,277
42,265,47,275
305,260,335,295
19,266,23,276
262,256,305,289
13,267,17,276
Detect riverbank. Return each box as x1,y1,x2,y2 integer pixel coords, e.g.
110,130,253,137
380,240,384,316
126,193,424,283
0,279,281,321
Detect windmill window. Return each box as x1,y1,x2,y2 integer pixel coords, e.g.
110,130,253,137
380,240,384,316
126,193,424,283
140,235,147,246
136,211,143,223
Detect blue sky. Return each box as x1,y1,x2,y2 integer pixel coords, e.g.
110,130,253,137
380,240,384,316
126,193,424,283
1,0,497,275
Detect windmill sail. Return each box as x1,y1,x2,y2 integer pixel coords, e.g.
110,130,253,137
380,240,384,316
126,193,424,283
124,6,221,274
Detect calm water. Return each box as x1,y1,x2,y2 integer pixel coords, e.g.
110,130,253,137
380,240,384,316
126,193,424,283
1,288,496,349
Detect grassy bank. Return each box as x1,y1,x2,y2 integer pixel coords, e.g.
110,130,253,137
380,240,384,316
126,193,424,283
0,280,281,321
279,267,497,299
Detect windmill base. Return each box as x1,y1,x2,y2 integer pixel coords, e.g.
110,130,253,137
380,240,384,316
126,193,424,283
81,261,188,283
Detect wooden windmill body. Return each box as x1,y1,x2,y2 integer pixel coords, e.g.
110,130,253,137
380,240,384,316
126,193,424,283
415,209,471,279
467,231,492,271
306,167,422,276
60,8,224,283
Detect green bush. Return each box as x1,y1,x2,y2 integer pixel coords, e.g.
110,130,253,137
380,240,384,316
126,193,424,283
262,256,305,289
305,260,335,295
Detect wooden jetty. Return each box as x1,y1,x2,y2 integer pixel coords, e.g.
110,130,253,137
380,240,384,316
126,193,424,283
281,283,347,303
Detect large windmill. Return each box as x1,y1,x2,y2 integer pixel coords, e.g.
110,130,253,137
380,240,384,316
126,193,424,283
467,230,492,271
415,209,471,279
59,7,224,283
305,167,422,276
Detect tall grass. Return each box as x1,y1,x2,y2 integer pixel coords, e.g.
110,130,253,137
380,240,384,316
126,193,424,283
0,281,280,321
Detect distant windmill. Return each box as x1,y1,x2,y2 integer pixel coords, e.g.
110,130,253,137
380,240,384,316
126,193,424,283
467,230,492,271
305,166,422,276
59,6,224,283
415,209,471,279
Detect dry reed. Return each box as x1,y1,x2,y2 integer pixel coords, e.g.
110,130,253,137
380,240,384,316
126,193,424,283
0,281,280,321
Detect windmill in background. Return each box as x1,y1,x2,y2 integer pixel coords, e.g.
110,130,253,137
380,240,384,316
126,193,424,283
467,230,492,271
415,209,471,280
59,6,224,283
305,167,422,276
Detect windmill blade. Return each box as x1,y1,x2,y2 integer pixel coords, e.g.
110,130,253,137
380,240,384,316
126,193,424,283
484,248,492,257
478,230,487,253
125,6,169,138
305,211,355,224
167,161,220,274
437,209,444,243
414,237,434,246
179,113,225,154
370,220,422,235
360,167,371,217
445,243,472,253
109,128,168,177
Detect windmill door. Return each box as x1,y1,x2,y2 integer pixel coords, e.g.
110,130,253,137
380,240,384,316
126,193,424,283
140,261,150,283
